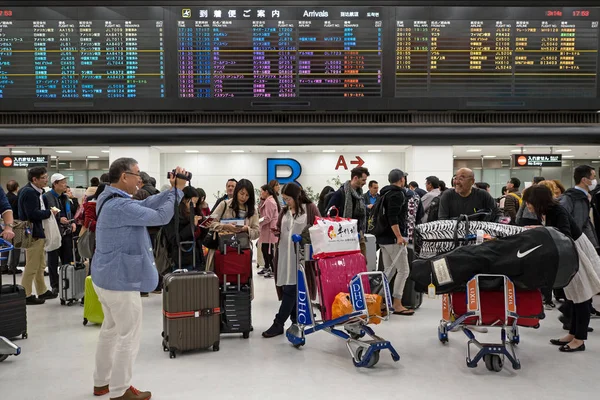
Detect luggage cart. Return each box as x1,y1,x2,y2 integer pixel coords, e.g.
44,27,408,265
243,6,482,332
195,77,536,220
286,235,400,368
0,238,21,362
438,274,544,372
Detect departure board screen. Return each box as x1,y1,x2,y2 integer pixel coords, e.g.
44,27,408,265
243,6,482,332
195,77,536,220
395,7,599,97
177,7,383,98
0,7,165,99
0,3,598,111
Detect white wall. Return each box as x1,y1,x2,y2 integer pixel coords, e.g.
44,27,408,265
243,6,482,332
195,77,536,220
161,152,406,208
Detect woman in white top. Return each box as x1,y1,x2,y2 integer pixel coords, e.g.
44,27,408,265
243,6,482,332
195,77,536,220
262,183,320,338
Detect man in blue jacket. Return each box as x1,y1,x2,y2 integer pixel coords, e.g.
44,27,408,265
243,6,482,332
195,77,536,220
18,167,59,305
92,158,186,400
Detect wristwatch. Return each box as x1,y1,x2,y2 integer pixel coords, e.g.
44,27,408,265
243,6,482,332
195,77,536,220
5,223,14,228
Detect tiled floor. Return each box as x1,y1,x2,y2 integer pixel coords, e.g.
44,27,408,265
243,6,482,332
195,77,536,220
1,272,598,400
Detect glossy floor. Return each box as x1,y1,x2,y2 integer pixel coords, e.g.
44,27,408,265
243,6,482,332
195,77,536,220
1,273,598,400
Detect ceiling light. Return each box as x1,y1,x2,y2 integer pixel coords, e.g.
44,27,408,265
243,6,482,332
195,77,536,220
51,156,57,159
368,149,382,153
466,149,481,153
511,149,527,153
185,150,199,153
87,156,99,159
231,150,245,153
101,150,110,153
562,155,575,158
556,149,572,153
11,150,26,154
322,150,336,153
483,155,497,158
55,150,72,154
277,150,290,153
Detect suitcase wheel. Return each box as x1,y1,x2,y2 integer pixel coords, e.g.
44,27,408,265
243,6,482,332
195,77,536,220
242,331,250,339
213,342,220,352
484,354,503,372
22,333,27,340
60,299,66,306
169,350,176,359
83,318,88,326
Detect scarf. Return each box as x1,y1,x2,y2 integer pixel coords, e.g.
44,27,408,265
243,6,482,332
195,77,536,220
343,181,366,234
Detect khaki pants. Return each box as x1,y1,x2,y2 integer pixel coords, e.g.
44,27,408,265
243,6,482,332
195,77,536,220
380,244,410,300
21,238,47,297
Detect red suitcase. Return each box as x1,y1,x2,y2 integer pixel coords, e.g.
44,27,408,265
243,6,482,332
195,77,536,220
214,246,252,286
451,290,544,328
315,253,370,321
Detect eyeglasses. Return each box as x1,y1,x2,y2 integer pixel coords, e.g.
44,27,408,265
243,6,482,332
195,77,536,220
125,171,141,178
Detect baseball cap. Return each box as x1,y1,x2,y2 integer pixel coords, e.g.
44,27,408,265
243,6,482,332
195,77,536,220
388,169,406,184
50,173,66,184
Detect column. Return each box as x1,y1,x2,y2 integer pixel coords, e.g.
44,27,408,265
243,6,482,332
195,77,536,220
404,146,454,189
108,146,162,187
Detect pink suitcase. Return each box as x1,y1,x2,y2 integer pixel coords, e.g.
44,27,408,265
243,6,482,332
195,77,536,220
315,253,369,321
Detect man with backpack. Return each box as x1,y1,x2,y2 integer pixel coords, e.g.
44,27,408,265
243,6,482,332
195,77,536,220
503,177,522,223
372,169,413,316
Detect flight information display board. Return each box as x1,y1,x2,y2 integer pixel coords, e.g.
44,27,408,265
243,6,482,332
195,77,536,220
0,3,597,110
177,7,383,98
395,7,599,97
0,7,166,99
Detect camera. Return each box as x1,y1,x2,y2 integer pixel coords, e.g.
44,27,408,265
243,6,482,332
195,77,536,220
167,169,192,181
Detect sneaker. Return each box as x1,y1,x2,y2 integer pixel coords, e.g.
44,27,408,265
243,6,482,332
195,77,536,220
39,290,58,300
93,385,109,396
590,307,600,319
152,290,162,294
257,268,269,276
544,301,556,310
25,295,45,305
110,386,151,400
140,292,149,298
262,320,284,338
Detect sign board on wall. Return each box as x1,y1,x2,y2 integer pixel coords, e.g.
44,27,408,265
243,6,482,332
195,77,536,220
512,154,562,167
1,155,49,168
267,158,302,185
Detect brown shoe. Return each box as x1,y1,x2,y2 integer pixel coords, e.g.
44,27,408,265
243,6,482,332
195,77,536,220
94,385,109,396
110,386,151,400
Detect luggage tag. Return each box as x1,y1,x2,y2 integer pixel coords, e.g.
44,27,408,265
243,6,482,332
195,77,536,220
428,274,436,299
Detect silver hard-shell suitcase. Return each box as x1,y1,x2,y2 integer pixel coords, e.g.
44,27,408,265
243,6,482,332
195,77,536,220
59,236,86,306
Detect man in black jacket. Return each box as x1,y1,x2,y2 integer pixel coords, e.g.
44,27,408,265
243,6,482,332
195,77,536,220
375,169,413,315
1,180,21,275
18,167,59,305
44,173,77,295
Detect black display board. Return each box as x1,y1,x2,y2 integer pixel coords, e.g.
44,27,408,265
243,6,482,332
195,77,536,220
0,3,598,110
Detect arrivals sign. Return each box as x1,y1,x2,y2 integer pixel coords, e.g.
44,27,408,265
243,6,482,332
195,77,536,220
513,154,562,168
1,155,50,168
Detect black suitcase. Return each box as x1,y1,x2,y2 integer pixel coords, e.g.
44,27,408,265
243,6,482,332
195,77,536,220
0,244,27,340
220,274,252,339
402,245,423,310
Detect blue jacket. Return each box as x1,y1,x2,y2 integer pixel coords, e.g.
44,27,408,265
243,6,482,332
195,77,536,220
0,186,12,217
92,185,183,292
18,183,51,239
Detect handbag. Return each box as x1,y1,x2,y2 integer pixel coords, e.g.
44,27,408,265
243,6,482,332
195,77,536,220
43,216,61,252
202,203,228,250
7,219,34,249
217,232,250,253
77,226,95,259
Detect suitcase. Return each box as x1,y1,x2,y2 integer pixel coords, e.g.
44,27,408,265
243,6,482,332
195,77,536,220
364,234,377,271
315,253,369,321
0,250,27,340
59,237,86,306
220,275,252,339
451,290,544,328
402,245,422,309
162,243,220,358
214,245,252,286
83,276,104,326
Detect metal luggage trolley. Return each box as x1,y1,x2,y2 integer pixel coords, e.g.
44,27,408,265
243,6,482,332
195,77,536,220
286,235,400,368
438,274,533,373
0,238,21,363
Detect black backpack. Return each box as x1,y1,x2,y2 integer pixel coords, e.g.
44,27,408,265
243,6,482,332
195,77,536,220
427,193,443,222
370,193,391,236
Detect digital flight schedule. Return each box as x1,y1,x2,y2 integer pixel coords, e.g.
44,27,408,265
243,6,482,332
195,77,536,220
0,7,166,99
0,4,598,107
395,7,599,98
177,7,383,98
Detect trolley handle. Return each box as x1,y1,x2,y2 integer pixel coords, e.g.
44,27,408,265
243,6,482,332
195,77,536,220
0,238,14,254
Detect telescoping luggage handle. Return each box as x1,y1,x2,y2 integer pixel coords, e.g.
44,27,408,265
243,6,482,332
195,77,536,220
173,241,196,273
0,238,16,293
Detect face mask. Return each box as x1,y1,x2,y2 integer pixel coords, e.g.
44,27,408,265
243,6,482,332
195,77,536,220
589,179,597,192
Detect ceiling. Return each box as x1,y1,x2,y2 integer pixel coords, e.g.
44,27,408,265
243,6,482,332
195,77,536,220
0,146,110,160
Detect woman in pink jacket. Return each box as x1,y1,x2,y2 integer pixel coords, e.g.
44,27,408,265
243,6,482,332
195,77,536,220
258,184,281,278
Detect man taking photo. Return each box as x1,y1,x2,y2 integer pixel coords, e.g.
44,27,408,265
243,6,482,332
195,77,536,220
91,158,187,400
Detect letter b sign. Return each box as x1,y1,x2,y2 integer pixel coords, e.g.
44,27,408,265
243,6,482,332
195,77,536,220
267,158,302,185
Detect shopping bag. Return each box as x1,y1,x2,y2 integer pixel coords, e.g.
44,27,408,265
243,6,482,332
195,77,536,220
43,217,61,252
309,207,360,259
331,292,382,324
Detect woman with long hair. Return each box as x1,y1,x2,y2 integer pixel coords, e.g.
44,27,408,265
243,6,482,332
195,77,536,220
207,179,260,270
317,185,335,217
258,184,281,279
522,185,600,353
262,183,320,338
269,179,284,206
195,188,211,217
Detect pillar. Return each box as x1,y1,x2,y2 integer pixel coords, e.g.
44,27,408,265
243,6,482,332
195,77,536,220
108,147,162,187
404,146,454,188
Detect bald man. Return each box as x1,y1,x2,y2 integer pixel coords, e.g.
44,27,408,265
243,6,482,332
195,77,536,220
438,168,499,220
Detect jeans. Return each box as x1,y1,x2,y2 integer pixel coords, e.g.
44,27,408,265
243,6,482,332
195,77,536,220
276,284,297,325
